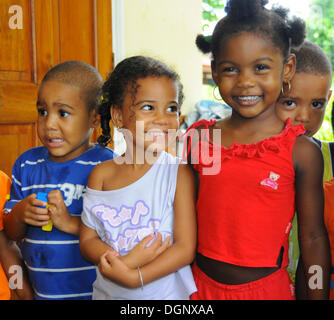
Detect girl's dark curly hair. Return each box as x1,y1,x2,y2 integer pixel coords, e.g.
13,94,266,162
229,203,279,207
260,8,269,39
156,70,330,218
196,0,306,62
97,56,184,147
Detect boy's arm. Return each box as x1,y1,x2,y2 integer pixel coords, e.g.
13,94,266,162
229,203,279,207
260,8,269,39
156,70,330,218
294,136,330,300
0,231,34,299
4,161,49,240
98,164,197,288
5,194,50,241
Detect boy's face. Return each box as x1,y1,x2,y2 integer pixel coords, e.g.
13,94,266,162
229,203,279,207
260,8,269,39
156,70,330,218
37,81,98,162
276,72,332,137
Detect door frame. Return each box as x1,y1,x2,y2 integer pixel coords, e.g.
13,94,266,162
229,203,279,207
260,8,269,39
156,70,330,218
111,0,125,66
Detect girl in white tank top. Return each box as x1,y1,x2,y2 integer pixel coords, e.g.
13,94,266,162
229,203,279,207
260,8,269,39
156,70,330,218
79,56,197,300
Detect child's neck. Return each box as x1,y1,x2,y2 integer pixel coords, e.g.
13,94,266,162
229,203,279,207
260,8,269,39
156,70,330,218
120,145,163,168
221,110,285,146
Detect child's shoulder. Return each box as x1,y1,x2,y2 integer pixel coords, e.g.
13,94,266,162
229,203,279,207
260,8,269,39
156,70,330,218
87,158,119,190
0,171,10,182
293,135,323,168
14,146,48,164
84,144,117,162
294,134,321,151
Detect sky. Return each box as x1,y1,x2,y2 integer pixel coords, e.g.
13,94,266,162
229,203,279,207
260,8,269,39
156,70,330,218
268,0,311,18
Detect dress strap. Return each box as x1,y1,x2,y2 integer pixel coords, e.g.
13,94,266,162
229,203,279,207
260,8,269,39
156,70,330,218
180,119,217,161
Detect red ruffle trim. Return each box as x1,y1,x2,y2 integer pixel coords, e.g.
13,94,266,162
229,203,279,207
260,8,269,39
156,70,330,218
182,118,305,163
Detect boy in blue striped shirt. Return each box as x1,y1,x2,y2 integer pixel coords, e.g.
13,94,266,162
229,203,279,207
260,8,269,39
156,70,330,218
3,61,116,299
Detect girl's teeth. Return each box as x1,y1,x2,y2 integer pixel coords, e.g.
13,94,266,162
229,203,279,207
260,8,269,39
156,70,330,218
238,96,261,101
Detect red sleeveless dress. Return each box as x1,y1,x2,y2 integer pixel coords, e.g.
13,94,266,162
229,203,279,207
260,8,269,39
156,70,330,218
183,118,305,268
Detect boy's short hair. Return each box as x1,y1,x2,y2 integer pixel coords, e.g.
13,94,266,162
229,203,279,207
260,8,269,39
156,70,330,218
293,40,332,77
40,61,103,113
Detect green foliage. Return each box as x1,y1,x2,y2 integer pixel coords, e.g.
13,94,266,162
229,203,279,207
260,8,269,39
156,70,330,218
306,0,334,70
306,0,334,141
314,96,334,142
202,0,224,30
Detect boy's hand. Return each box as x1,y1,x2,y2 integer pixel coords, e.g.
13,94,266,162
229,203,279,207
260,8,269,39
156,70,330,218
14,194,50,226
121,232,171,268
47,190,74,232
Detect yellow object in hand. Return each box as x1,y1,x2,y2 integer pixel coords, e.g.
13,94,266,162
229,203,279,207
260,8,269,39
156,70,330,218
42,204,53,232
37,192,53,232
42,205,53,231
42,220,53,232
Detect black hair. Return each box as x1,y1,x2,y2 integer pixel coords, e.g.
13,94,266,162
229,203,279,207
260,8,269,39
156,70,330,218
97,56,184,147
292,40,332,77
196,0,306,61
40,60,103,113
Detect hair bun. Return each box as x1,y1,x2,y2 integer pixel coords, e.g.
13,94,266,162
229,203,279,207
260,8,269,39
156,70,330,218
272,5,289,20
195,34,211,54
225,0,268,20
288,17,306,48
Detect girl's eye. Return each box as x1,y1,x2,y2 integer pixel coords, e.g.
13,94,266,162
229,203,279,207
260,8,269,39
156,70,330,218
59,110,70,117
167,105,178,113
311,101,325,109
38,109,47,116
222,66,237,73
141,105,153,111
255,64,269,72
283,100,297,108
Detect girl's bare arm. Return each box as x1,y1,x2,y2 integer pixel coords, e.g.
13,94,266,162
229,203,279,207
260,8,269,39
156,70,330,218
294,136,330,300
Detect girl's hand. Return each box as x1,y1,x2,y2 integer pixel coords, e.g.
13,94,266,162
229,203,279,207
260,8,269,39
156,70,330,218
98,250,139,288
47,190,80,234
14,194,50,226
122,233,171,268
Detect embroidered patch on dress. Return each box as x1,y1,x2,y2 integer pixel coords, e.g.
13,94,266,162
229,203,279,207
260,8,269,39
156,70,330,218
260,172,280,190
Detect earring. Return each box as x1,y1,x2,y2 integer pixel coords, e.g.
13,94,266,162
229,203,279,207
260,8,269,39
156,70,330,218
213,86,223,101
281,81,291,96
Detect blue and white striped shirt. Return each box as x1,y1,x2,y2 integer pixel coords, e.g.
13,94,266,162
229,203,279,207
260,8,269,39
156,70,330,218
4,145,116,300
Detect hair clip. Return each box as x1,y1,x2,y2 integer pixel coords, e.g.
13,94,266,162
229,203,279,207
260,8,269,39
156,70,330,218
99,94,109,103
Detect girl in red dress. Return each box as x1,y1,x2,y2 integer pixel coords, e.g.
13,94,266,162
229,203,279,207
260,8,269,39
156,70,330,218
185,0,330,300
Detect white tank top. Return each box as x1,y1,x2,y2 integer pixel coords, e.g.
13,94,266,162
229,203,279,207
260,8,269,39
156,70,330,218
82,151,197,300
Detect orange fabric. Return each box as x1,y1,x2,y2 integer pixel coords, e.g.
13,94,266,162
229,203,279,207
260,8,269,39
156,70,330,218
0,171,10,230
190,262,295,300
0,171,11,300
323,178,334,300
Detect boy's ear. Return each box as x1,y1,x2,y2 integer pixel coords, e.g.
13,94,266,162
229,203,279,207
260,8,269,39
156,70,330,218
110,107,123,129
89,109,100,129
328,90,332,102
282,53,296,82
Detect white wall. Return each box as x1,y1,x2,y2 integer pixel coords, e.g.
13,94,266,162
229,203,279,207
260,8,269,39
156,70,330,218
121,0,203,115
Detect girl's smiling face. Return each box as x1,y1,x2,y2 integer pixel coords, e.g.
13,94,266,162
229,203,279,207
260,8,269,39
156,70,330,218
111,76,180,154
37,81,98,162
212,32,296,119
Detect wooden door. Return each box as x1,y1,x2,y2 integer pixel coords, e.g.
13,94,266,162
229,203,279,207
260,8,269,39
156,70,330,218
0,0,113,177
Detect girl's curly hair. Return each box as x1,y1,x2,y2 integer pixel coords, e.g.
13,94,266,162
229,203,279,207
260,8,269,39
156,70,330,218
196,0,306,62
97,56,184,147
